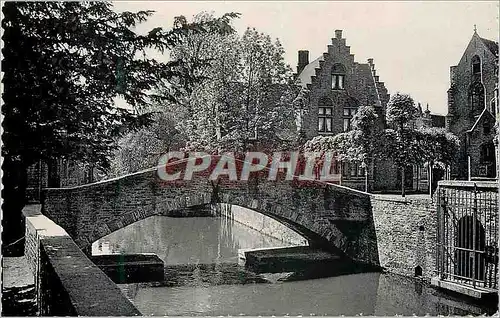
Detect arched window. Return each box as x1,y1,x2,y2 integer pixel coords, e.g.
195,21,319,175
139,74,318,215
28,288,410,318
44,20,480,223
318,97,334,133
469,82,485,114
472,55,481,75
332,63,346,90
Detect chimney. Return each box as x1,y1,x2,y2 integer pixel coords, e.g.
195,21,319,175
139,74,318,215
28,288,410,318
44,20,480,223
335,30,343,39
297,50,309,75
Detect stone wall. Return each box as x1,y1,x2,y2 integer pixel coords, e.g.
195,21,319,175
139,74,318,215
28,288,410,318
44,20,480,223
218,204,309,246
23,205,141,316
42,163,379,265
446,33,498,180
41,159,448,280
370,195,437,279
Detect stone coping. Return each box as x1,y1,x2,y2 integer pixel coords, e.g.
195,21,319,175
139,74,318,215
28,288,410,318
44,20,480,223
431,277,497,299
41,236,141,316
42,156,372,198
23,205,141,316
438,180,499,189
370,193,434,204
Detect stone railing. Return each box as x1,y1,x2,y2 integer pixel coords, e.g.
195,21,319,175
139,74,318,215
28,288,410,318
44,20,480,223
23,205,141,316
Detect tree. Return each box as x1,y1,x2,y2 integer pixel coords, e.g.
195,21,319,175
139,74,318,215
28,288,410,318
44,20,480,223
345,106,380,191
381,93,460,197
170,22,298,153
415,127,460,195
237,28,297,151
383,93,419,197
302,133,349,183
107,111,185,177
1,2,237,254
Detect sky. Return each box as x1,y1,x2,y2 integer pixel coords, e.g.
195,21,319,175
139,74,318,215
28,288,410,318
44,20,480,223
113,1,499,115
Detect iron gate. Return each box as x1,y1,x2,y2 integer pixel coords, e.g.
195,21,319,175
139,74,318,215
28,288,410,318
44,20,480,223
436,181,498,291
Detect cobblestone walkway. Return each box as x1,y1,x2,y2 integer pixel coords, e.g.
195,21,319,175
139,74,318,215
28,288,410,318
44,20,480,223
2,256,36,316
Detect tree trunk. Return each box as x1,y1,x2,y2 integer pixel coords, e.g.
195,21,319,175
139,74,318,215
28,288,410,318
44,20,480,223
364,165,368,193
428,162,432,197
2,157,28,256
339,162,342,186
401,166,406,197
416,165,420,192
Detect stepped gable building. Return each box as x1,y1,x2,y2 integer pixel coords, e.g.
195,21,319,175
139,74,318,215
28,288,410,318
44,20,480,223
294,29,448,192
446,30,499,180
295,30,389,139
294,30,400,191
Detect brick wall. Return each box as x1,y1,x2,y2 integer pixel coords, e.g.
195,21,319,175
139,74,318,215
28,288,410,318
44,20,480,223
299,34,387,141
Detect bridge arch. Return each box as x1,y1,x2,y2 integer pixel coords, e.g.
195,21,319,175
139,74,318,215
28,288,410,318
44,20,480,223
42,166,379,264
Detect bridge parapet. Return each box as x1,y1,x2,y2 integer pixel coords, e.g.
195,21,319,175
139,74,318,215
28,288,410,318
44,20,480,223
42,162,379,265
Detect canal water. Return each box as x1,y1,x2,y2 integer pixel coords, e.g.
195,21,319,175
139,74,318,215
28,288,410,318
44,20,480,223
93,215,497,316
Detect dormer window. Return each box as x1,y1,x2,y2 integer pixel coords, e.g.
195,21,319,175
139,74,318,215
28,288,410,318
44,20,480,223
332,64,346,90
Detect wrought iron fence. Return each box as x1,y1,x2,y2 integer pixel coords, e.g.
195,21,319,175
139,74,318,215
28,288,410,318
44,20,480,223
436,181,498,291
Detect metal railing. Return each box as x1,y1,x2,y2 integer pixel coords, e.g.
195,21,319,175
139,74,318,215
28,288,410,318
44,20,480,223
436,181,498,291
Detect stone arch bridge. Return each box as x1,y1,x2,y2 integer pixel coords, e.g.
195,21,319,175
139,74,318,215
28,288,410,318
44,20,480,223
42,159,380,266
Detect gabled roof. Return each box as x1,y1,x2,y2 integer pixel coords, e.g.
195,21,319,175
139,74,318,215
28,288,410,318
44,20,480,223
296,56,323,88
466,108,496,133
479,36,499,56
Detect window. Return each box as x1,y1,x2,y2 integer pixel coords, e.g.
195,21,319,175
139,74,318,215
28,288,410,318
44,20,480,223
469,82,485,114
341,162,364,178
480,142,495,163
332,63,346,90
472,55,481,75
318,97,334,133
332,74,345,89
318,107,333,132
483,121,491,135
343,108,357,131
491,91,498,117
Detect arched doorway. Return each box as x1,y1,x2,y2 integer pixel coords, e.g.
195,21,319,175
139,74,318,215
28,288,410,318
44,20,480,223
454,216,486,281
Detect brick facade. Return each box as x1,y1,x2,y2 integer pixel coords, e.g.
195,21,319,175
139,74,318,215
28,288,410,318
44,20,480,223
294,30,440,192
446,31,499,179
295,30,388,140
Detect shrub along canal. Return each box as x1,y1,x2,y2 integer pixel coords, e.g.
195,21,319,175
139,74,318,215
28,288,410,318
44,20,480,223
93,215,497,316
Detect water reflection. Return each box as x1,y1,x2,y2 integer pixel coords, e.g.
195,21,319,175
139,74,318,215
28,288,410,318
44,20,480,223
120,273,495,316
92,215,497,316
92,216,287,265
